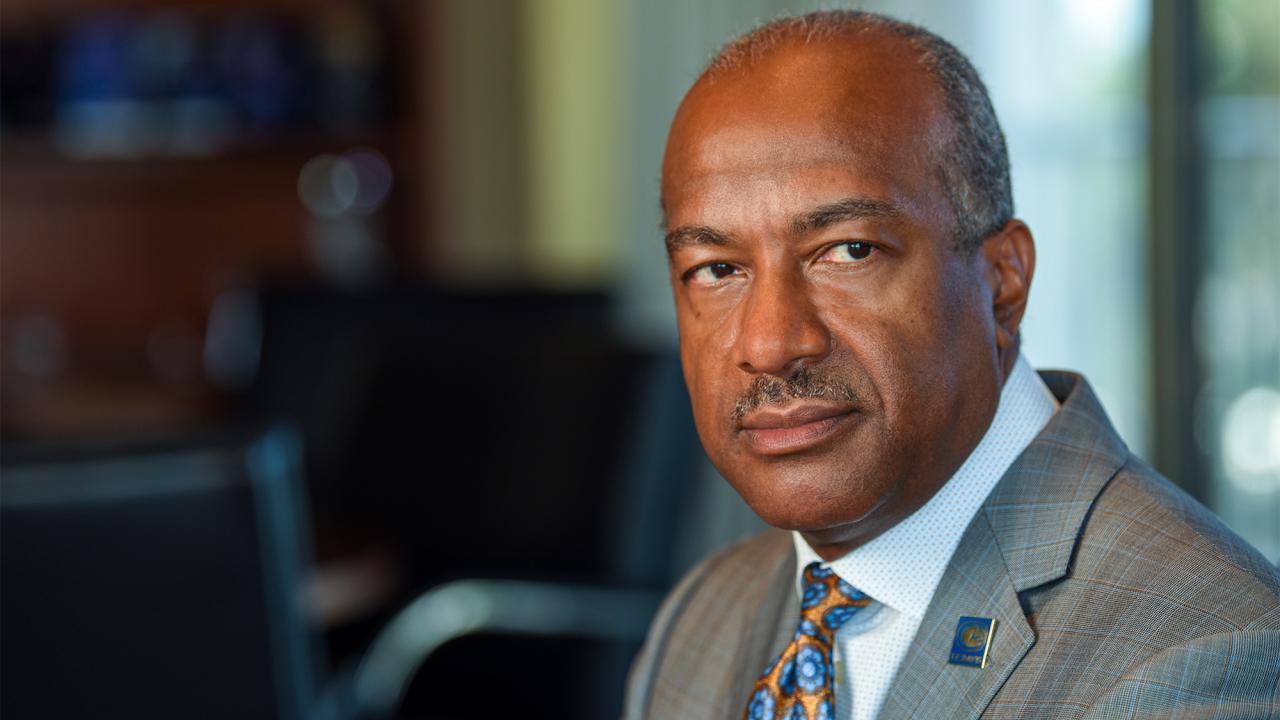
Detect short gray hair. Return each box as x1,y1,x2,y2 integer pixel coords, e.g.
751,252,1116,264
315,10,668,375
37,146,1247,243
705,10,1013,252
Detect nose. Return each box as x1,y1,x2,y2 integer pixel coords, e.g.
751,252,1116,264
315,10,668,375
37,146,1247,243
734,267,831,376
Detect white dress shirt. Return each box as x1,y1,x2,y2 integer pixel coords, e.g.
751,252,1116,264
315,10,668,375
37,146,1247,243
791,354,1058,720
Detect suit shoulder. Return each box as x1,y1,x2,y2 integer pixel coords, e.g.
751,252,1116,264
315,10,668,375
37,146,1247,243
655,528,793,623
1074,464,1280,718
623,529,791,720
690,528,793,589
1073,455,1280,628
1004,456,1280,716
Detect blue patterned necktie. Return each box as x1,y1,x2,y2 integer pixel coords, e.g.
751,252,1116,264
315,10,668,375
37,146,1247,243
743,561,872,720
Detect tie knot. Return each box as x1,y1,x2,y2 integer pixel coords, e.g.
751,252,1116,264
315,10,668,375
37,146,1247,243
741,563,874,720
799,562,871,635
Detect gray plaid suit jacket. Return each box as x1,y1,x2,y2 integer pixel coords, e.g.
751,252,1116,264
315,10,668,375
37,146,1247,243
624,372,1280,719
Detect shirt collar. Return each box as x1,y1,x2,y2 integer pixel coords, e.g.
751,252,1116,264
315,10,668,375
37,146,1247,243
793,354,1059,619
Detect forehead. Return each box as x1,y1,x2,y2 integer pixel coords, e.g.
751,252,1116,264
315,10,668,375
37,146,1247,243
662,34,950,220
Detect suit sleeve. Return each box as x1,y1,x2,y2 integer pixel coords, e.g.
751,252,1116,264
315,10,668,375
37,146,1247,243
621,551,727,720
1082,625,1280,719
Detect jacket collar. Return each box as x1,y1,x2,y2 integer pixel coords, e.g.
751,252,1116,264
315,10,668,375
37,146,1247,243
983,371,1130,591
878,371,1131,720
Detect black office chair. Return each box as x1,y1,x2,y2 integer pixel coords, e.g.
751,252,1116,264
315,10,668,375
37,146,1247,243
327,348,700,720
217,285,724,718
1,428,323,720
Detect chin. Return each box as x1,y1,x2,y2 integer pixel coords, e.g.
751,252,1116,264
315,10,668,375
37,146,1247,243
730,463,889,534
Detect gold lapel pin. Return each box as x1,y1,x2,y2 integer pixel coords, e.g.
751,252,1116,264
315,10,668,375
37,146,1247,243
948,616,996,668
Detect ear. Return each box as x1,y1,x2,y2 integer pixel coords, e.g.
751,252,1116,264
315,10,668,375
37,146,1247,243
980,219,1035,353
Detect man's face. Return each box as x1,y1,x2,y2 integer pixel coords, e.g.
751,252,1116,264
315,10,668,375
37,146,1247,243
663,36,1007,557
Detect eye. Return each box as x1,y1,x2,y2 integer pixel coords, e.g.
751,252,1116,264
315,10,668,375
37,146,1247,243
684,262,740,285
819,241,875,263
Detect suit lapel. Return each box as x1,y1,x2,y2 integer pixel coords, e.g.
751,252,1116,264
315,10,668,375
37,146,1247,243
881,371,1130,719
725,543,798,720
878,510,1034,719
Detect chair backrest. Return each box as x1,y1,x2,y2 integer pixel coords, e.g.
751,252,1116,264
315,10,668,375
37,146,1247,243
0,428,321,720
230,286,735,717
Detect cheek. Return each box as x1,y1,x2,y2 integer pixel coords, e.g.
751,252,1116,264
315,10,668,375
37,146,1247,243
679,315,735,431
887,266,998,422
819,274,938,365
935,263,999,365
678,293,740,369
821,265,984,415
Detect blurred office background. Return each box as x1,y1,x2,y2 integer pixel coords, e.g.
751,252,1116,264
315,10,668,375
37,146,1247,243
1,1,1276,718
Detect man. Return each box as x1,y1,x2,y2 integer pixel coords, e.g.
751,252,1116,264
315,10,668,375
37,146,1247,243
624,10,1279,720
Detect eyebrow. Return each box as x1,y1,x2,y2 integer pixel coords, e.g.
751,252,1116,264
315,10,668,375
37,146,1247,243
663,196,902,257
664,225,733,256
791,196,902,235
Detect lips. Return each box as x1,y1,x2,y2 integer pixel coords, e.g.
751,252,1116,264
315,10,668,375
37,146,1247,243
738,403,856,455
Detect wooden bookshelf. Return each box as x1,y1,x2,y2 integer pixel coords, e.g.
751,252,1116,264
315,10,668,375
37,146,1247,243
0,0,432,438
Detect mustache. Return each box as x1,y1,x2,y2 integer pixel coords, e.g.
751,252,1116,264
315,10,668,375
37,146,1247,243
730,366,859,423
